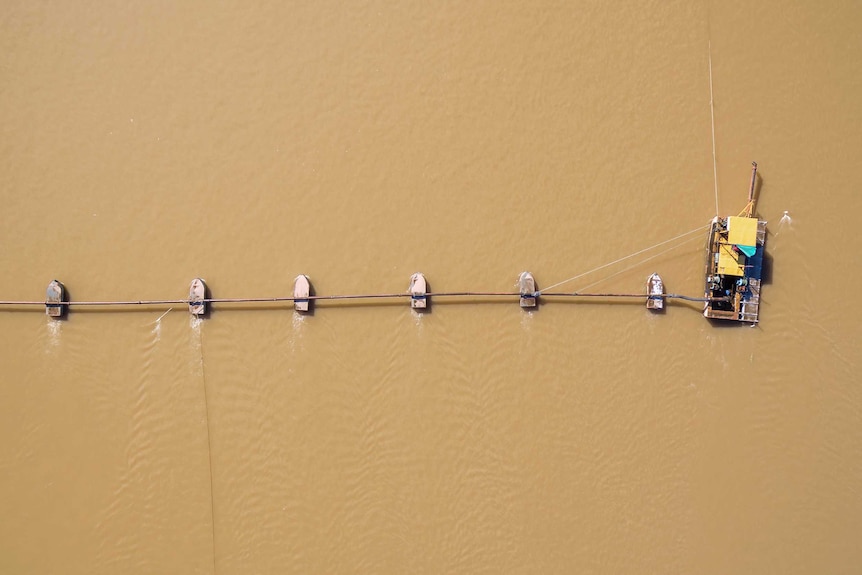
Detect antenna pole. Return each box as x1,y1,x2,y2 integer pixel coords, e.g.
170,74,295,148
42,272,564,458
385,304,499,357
746,161,758,216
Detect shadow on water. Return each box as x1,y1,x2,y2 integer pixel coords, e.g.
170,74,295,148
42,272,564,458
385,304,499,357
539,297,645,308
50,284,71,321
707,317,758,329
753,166,775,286
761,250,774,285
61,306,180,315
198,283,213,320
753,168,763,209
300,279,317,317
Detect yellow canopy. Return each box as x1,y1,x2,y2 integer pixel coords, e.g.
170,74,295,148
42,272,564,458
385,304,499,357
717,243,745,276
727,216,757,247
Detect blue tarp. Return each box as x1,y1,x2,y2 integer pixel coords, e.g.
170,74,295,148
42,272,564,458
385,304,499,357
746,245,764,281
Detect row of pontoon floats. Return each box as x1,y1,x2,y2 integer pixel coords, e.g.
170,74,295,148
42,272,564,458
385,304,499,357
41,272,667,318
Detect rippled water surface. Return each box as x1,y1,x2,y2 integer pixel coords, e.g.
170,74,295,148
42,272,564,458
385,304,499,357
2,2,861,573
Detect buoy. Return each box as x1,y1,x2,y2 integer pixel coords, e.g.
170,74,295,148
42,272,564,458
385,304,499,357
646,272,665,311
189,278,207,316
409,272,427,309
46,279,66,317
294,274,311,312
519,271,537,308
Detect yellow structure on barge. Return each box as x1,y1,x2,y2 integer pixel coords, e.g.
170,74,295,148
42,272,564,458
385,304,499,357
704,163,767,323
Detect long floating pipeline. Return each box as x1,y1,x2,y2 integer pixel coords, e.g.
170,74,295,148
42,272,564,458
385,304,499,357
0,294,721,306
5,223,721,317
0,290,725,310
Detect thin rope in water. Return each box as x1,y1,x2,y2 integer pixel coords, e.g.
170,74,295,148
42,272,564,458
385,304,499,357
709,40,720,216
539,224,709,294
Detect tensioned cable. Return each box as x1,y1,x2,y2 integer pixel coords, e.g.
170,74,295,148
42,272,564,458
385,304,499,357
539,223,710,294
568,232,705,294
709,40,720,216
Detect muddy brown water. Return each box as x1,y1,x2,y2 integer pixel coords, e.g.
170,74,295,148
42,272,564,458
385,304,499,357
1,2,861,573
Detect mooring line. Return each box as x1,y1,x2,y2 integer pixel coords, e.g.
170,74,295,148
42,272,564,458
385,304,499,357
709,40,720,216
570,232,705,294
539,224,709,294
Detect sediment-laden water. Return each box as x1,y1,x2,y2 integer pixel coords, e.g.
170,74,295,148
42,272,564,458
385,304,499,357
1,2,861,573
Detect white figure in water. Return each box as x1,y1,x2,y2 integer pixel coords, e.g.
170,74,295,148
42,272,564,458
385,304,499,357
775,210,793,237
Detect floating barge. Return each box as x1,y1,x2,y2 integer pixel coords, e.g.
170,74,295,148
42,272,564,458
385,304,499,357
703,163,767,323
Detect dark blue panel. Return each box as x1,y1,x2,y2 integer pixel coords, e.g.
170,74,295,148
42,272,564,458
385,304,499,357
746,245,764,281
